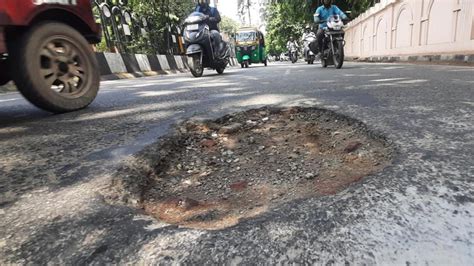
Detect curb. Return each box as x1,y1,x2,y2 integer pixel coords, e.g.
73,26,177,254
97,52,239,81
346,54,474,66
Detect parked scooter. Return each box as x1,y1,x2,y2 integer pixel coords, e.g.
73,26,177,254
183,12,231,77
319,15,346,69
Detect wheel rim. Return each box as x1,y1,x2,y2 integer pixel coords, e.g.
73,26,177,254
39,37,89,99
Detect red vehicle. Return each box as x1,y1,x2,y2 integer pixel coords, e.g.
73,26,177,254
0,0,101,113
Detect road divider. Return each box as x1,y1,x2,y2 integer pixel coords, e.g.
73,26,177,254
97,52,238,80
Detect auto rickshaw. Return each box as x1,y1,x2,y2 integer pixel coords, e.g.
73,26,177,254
235,27,268,68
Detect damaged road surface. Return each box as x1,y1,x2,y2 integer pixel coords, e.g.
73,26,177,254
0,62,473,264
112,107,394,230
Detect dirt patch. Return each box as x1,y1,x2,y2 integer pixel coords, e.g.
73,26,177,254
110,107,394,230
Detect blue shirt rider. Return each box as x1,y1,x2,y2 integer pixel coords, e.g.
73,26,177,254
313,0,348,55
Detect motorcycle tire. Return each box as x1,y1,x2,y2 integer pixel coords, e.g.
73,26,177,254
321,58,328,68
264,58,268,67
9,22,99,113
190,54,203,77
244,61,249,68
333,41,344,69
0,59,10,86
216,67,225,74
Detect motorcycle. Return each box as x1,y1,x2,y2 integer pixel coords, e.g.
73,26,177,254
288,45,298,64
303,32,317,64
320,15,345,69
183,12,231,77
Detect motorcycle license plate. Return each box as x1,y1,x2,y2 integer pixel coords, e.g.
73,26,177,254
187,24,199,31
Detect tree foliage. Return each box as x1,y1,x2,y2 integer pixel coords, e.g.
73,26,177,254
129,0,194,54
95,0,195,54
220,16,240,35
265,1,317,55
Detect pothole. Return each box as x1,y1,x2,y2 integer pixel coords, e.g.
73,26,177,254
110,107,395,230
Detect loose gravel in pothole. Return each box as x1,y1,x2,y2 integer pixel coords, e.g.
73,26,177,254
112,107,394,230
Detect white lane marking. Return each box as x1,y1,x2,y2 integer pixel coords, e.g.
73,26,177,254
396,79,428,84
0,98,21,103
136,90,188,97
371,78,407,82
344,73,381,77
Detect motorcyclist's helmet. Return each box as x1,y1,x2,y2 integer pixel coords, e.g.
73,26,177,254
289,37,294,41
198,0,210,8
305,25,311,32
323,0,332,8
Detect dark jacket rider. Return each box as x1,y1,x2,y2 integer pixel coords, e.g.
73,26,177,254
195,0,223,53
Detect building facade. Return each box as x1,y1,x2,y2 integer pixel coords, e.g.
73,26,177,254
344,0,474,58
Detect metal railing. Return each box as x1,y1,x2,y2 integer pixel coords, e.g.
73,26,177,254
92,0,184,54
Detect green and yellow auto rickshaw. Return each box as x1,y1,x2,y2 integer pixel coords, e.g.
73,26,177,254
235,27,268,68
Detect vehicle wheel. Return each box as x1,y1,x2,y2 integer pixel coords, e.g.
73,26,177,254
190,53,203,77
216,67,225,74
264,58,268,67
241,63,244,68
9,22,99,113
0,59,10,86
333,41,344,69
321,58,328,68
244,61,249,68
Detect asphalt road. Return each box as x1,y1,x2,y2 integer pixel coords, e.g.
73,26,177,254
0,61,473,264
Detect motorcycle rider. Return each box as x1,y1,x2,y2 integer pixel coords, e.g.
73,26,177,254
195,0,223,55
302,25,315,42
302,25,316,62
313,0,348,56
286,36,299,57
302,25,316,47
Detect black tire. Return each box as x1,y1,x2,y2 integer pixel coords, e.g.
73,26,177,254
0,59,10,86
241,63,244,68
291,53,297,64
264,58,268,67
9,22,99,113
321,58,328,68
190,54,203,77
244,61,249,68
333,41,344,69
216,67,225,74
0,60,10,86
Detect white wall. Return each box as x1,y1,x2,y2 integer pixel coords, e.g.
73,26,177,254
344,0,474,58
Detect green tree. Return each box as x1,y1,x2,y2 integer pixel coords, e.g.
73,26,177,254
265,1,316,55
220,16,240,35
